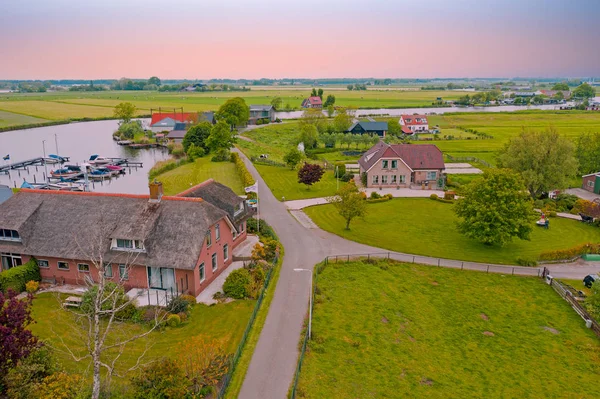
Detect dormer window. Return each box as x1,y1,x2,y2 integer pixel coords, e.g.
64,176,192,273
234,202,244,216
0,229,21,242
112,238,144,251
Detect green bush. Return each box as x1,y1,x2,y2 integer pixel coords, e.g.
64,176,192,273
211,148,231,162
370,191,381,199
538,243,600,261
80,282,133,320
246,218,278,240
130,358,188,399
148,158,190,180
231,152,255,187
0,259,41,293
179,294,196,309
186,143,205,161
334,162,346,178
223,269,252,299
166,314,181,327
340,173,354,182
430,193,439,200
166,296,190,315
366,197,392,204
4,346,58,399
515,257,538,267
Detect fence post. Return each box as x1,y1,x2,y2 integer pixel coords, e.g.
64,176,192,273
413,256,415,263
512,267,514,275
461,262,464,270
347,255,350,263
487,265,489,273
438,258,440,267
387,252,390,259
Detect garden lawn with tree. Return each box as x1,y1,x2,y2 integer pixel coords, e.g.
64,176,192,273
255,164,338,201
304,198,600,264
295,260,600,398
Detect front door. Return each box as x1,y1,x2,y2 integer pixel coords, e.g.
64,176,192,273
147,267,176,291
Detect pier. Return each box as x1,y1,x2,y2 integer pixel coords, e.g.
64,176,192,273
0,156,70,174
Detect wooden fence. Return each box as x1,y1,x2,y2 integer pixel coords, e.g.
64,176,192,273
549,277,600,338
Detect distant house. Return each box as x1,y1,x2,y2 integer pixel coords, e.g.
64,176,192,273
166,122,187,143
399,114,429,134
301,96,322,109
249,105,276,123
0,185,12,205
347,121,388,137
582,172,600,194
358,141,445,189
540,90,571,99
150,111,215,133
514,91,536,97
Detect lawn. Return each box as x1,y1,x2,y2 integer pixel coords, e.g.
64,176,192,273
0,109,48,128
304,198,600,264
255,164,338,201
156,156,245,196
30,293,255,381
296,260,600,399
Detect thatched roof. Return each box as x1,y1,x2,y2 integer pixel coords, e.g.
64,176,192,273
0,190,227,270
176,179,249,224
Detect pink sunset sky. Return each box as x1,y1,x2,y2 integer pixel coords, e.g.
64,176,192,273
1,0,599,79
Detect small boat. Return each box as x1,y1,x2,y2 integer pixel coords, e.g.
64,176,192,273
88,168,111,180
46,182,85,192
88,155,111,165
104,164,125,174
48,154,68,163
51,168,81,179
94,166,119,177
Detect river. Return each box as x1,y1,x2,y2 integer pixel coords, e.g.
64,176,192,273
0,120,169,194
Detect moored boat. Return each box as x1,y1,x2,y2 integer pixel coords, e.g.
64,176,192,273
50,168,81,179
88,155,111,165
104,164,125,174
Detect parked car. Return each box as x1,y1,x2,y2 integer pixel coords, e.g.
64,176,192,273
583,274,599,288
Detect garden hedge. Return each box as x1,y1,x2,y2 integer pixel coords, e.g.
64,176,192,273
0,259,41,293
231,152,255,187
538,243,600,262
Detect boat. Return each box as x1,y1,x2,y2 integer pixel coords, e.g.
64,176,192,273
104,164,125,174
94,166,120,177
50,168,81,179
48,154,68,163
46,182,85,191
88,155,112,165
88,168,112,180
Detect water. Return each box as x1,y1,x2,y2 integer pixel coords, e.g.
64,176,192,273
275,104,561,119
0,120,170,194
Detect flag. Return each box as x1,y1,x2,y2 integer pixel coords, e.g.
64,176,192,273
2,154,9,161
244,182,258,194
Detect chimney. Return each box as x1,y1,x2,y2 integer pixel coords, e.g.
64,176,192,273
149,180,163,203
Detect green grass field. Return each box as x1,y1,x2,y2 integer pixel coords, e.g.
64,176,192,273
255,164,338,201
156,156,244,196
30,293,254,382
304,198,600,264
0,109,48,128
296,260,600,399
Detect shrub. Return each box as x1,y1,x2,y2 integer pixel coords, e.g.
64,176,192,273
36,372,84,399
166,314,181,328
384,193,393,200
223,268,252,299
231,152,255,187
548,211,557,218
534,199,544,209
0,259,41,293
166,296,189,315
430,194,439,200
340,173,354,182
167,142,185,158
130,358,188,399
5,346,57,399
262,238,280,263
148,158,189,180
179,294,196,309
211,148,231,162
25,280,39,294
248,267,266,298
538,243,600,261
515,257,538,266
246,218,277,240
334,162,346,178
186,143,205,161
141,306,169,323
370,191,381,199
444,191,455,201
361,172,367,187
366,197,392,204
359,192,367,200
177,312,188,322
80,281,131,319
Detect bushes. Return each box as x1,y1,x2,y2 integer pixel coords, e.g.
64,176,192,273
515,257,538,267
0,259,41,293
166,296,190,315
334,162,346,178
430,193,453,204
430,194,438,200
186,143,205,161
231,152,255,187
211,148,231,162
4,346,57,399
340,173,354,182
247,218,278,240
166,314,181,327
167,142,185,158
130,358,189,399
538,243,600,261
371,191,382,199
35,372,83,399
25,280,39,294
223,269,252,299
148,158,190,180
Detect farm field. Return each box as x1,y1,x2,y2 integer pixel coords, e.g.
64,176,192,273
295,260,600,399
30,293,254,384
156,156,245,196
0,109,48,128
304,198,600,264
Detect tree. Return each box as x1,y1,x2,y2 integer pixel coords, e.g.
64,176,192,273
115,120,144,140
323,94,335,107
130,358,189,399
298,163,325,188
317,88,324,99
552,82,569,91
576,132,600,174
388,119,401,136
553,91,564,100
182,121,212,152
298,124,319,149
147,76,161,86
283,148,303,169
497,128,578,198
300,108,327,133
113,102,136,123
347,84,353,91
310,88,317,97
573,83,595,99
216,97,250,129
328,181,367,230
326,105,335,118
454,169,536,246
340,133,352,149
0,290,39,381
333,108,353,132
206,121,237,152
270,96,282,110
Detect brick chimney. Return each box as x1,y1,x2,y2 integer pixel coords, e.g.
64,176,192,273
149,180,163,203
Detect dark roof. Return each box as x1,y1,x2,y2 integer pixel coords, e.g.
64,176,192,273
348,121,388,132
177,179,248,224
358,142,444,171
200,111,215,124
250,105,273,112
0,190,227,270
167,129,186,139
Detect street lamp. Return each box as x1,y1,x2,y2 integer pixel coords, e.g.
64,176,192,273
294,268,313,339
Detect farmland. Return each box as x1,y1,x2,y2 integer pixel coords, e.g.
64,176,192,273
295,260,600,399
0,109,48,128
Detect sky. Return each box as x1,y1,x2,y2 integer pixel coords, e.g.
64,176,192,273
1,0,599,80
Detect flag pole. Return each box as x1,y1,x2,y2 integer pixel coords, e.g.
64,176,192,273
257,181,260,233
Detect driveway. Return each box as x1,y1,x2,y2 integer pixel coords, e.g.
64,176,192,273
566,188,600,202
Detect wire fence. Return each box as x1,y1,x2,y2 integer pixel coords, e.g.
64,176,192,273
216,253,278,399
548,277,600,338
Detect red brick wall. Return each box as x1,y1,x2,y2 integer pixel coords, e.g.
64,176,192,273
582,175,596,193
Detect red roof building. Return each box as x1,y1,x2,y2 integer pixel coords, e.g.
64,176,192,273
301,96,323,109
399,114,429,133
150,112,194,126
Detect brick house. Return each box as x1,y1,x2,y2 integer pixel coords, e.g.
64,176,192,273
399,114,429,134
301,96,322,109
582,172,600,194
0,180,250,298
358,141,445,189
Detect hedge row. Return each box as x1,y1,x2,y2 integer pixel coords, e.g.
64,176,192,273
538,243,600,262
148,158,190,180
231,152,255,187
0,259,41,293
247,218,278,241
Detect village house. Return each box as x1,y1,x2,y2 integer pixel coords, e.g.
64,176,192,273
301,96,322,109
347,121,388,137
249,105,276,123
358,141,445,189
0,180,250,299
150,111,215,133
399,114,429,134
166,122,187,143
582,172,600,194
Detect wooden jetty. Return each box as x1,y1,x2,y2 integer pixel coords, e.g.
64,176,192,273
0,156,70,175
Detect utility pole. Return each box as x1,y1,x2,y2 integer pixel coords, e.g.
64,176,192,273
42,140,48,183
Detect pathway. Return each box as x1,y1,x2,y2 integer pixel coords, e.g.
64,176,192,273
236,149,600,398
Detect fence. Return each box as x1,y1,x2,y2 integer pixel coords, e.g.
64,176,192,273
548,278,600,338
445,154,493,168
216,253,278,398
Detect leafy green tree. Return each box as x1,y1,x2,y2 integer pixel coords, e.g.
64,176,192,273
317,88,324,99
113,102,136,123
283,148,303,169
326,105,335,118
497,128,578,198
310,88,317,97
270,96,282,110
552,82,569,90
298,124,319,149
327,181,367,230
216,97,250,129
300,108,327,134
347,84,353,91
340,133,352,149
323,94,335,107
471,92,485,104
147,76,161,86
333,108,353,132
298,163,325,188
360,133,371,148
388,119,401,136
182,121,212,152
116,120,143,140
573,83,595,98
206,121,237,152
554,91,564,100
575,132,600,174
454,169,536,246
371,134,380,146
186,143,205,161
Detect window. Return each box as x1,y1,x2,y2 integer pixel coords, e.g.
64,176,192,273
391,160,398,169
199,262,205,282
212,253,217,272
381,175,388,184
119,264,128,280
104,263,113,278
372,175,379,184
399,175,406,183
215,224,220,241
426,171,437,180
234,202,244,216
588,180,594,188
206,230,212,247
116,239,133,249
0,229,21,242
239,222,245,232
37,259,49,268
78,263,90,272
57,261,69,270
1,253,22,270
391,175,397,184
382,160,389,169
223,244,229,261
135,240,144,250
405,118,412,123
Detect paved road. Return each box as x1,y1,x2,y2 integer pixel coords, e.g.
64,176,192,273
237,148,600,398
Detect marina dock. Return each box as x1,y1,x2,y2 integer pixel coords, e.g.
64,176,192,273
0,156,70,174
